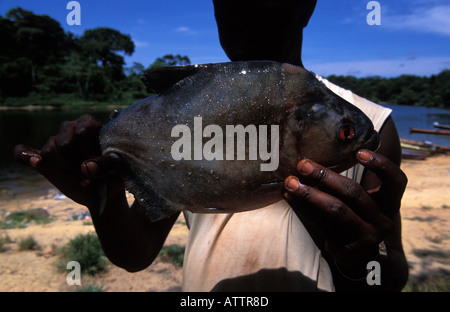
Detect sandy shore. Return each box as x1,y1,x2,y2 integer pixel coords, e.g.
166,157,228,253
397,154,450,283
0,155,449,292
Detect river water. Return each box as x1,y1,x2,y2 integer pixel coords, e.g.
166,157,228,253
0,104,449,200
0,108,112,200
385,104,450,147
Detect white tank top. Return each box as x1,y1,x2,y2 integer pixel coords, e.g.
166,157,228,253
182,77,392,291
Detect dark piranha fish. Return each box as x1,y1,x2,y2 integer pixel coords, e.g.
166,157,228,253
99,61,379,221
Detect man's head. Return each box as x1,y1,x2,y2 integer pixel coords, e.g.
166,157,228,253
213,0,317,66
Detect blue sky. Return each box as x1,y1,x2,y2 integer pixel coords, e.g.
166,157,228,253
1,0,449,77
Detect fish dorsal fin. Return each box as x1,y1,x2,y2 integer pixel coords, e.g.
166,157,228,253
142,65,202,94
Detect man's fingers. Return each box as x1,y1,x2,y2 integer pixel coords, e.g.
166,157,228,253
357,149,408,216
293,159,393,229
357,149,408,194
284,176,369,245
14,143,75,193
296,160,367,203
282,152,406,262
14,114,103,181
56,120,76,148
13,144,42,168
74,114,103,159
40,135,78,172
284,176,386,260
54,115,103,163
81,155,116,179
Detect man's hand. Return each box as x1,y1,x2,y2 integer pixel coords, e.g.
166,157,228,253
13,114,179,271
282,149,408,278
13,114,123,212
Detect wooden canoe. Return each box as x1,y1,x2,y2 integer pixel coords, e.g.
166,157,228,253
400,143,433,154
401,150,428,160
400,138,450,154
433,122,450,130
409,127,450,136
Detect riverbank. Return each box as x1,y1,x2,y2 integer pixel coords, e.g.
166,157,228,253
398,154,450,290
0,155,449,292
0,104,129,111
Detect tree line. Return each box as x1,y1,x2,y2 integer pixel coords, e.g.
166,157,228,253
1,7,449,108
0,8,190,107
326,70,450,108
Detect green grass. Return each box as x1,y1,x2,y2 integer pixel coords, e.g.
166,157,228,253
18,235,39,251
0,209,53,229
403,276,450,292
0,234,13,252
75,283,105,292
159,245,185,266
57,233,108,276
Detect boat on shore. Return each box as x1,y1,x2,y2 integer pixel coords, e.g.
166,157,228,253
400,138,449,160
433,122,450,130
400,138,450,152
409,127,450,136
401,150,428,160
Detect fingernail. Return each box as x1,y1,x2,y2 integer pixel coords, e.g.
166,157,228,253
298,160,314,175
285,176,300,191
29,155,41,167
358,150,373,162
83,161,99,177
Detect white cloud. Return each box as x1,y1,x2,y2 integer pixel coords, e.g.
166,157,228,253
174,26,191,33
385,5,450,36
306,56,450,77
173,26,198,36
133,38,149,48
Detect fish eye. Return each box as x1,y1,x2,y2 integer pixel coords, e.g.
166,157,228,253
110,109,120,120
338,125,355,141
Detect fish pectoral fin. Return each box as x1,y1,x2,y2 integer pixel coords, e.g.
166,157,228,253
140,186,182,222
145,203,180,222
142,65,201,94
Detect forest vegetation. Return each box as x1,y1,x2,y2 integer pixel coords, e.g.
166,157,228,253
326,71,450,108
1,8,449,108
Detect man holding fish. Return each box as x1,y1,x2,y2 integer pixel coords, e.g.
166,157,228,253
14,0,408,291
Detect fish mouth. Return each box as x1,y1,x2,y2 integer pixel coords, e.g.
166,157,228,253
327,131,380,173
361,131,380,152
102,149,179,221
102,150,151,207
